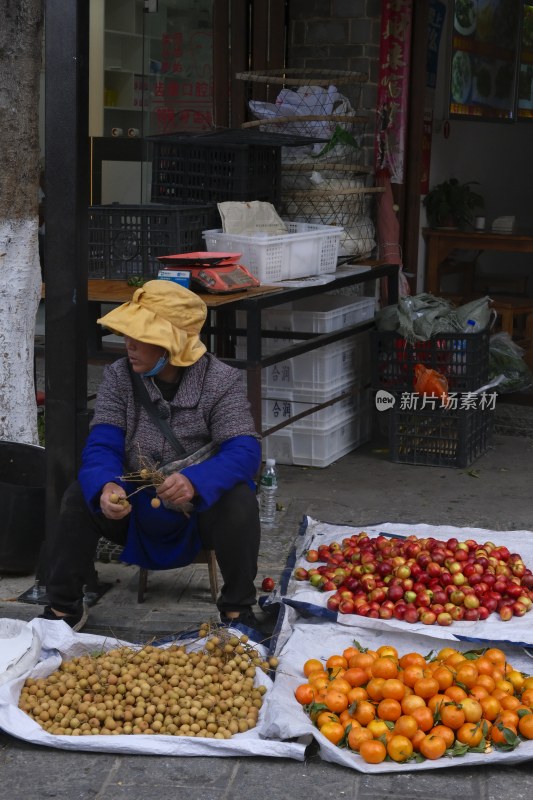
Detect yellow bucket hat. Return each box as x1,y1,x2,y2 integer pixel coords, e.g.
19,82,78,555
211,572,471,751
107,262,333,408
97,280,207,367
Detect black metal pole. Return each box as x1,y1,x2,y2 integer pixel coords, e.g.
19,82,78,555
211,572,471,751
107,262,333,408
43,0,90,561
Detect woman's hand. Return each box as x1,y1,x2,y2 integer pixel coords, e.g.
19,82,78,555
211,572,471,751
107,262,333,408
157,472,195,507
100,481,131,519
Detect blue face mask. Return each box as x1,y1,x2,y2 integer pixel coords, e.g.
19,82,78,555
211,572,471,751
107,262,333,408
141,351,169,378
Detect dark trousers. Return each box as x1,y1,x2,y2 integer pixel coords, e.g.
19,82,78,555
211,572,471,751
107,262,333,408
45,481,260,615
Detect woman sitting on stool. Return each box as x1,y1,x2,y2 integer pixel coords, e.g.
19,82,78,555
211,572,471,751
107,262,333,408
40,280,265,633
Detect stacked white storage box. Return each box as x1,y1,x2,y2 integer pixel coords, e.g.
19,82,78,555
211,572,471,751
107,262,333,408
237,294,376,467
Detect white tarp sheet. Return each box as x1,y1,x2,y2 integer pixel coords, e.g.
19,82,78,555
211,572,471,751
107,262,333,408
263,617,533,772
0,618,306,760
265,518,533,650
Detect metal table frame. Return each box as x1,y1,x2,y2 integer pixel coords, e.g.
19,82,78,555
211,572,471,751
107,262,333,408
204,263,399,434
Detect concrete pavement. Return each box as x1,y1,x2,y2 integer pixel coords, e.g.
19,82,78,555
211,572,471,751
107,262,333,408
1,412,533,797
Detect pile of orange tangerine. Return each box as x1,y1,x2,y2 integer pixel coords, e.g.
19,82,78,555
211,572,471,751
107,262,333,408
294,643,533,764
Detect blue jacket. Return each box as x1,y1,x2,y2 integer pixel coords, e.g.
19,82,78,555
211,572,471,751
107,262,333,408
79,355,261,569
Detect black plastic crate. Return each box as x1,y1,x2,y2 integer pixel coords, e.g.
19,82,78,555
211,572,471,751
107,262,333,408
389,401,493,468
88,203,219,279
372,329,490,393
149,134,281,206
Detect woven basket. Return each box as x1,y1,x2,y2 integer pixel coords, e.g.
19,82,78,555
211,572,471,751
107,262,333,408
281,186,383,258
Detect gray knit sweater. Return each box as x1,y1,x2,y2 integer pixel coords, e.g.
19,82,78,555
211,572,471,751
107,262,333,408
90,353,259,475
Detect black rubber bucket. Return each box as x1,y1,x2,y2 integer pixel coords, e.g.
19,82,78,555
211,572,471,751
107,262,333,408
0,442,45,574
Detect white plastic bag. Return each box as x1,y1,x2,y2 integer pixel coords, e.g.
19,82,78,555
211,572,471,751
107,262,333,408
248,84,355,140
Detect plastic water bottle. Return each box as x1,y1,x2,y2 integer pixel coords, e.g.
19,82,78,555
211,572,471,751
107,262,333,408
465,319,480,333
259,458,278,526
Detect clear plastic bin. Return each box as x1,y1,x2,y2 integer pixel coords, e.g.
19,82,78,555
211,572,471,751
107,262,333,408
262,405,372,467
236,330,370,396
236,295,376,353
263,387,371,430
203,221,343,282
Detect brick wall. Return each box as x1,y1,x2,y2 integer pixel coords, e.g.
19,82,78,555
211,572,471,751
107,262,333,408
286,0,381,165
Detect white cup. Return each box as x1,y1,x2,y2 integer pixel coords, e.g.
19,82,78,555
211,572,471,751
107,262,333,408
474,216,486,231
111,127,123,137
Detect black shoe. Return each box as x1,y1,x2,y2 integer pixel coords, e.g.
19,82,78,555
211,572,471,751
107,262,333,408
219,607,277,640
39,604,88,632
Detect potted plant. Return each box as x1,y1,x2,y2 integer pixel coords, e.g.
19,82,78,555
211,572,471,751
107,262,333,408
423,178,484,229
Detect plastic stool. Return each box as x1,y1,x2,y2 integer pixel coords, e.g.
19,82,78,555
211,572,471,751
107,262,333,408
137,548,219,604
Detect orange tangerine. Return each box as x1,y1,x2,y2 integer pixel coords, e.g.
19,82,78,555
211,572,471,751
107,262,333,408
500,694,522,711
432,665,454,692
461,697,483,723
468,685,489,702
328,677,352,694
456,721,484,747
491,722,517,745
303,658,325,678
413,676,440,700
411,728,426,751
342,646,361,663
387,734,413,763
474,673,496,693
316,710,340,728
445,685,468,703
359,738,387,763
497,709,519,729
419,732,447,760
324,689,349,714
294,683,315,705
348,652,376,672
484,647,506,668
475,655,495,675
518,712,533,740
402,665,427,688
401,693,427,715
352,699,376,726
507,670,524,693
411,705,434,732
393,714,419,739
520,688,533,707
491,687,508,702
319,720,345,745
381,678,406,701
371,657,399,680
377,697,402,722
494,678,514,696
440,703,466,730
347,686,369,704
326,654,348,671
342,667,369,688
429,724,455,748
399,652,427,669
454,663,479,689
480,695,502,721
366,718,390,739
377,645,398,659
436,647,459,662
309,675,330,692
347,725,373,751
445,652,467,669
366,677,386,702
339,709,356,727
427,693,451,713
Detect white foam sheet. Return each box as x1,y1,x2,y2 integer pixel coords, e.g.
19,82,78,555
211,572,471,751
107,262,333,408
263,617,533,772
270,518,533,649
0,618,306,760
